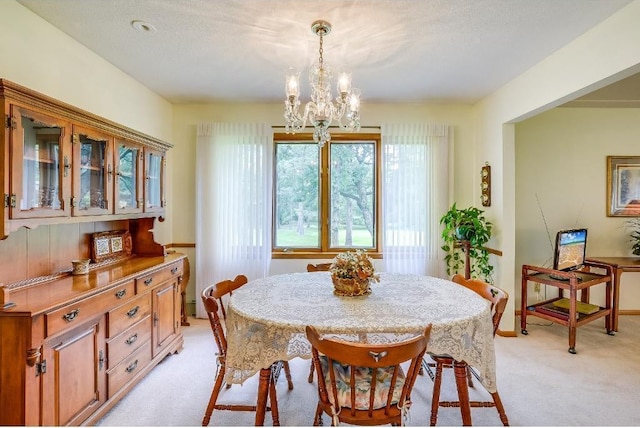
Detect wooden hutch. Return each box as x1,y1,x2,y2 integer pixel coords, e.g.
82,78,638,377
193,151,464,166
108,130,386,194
0,79,187,425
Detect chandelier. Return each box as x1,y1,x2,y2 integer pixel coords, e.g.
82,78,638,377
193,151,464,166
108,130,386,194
284,20,361,147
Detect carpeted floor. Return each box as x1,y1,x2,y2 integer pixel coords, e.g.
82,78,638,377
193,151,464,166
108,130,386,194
96,315,640,426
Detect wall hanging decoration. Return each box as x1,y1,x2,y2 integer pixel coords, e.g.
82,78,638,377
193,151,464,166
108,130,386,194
481,162,491,207
607,156,640,216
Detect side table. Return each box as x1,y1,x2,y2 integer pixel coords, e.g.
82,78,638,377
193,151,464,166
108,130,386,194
586,257,640,332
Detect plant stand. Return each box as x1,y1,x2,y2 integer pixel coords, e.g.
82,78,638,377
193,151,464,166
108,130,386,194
456,240,472,279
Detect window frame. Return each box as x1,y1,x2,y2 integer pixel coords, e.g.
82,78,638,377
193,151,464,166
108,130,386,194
272,132,382,259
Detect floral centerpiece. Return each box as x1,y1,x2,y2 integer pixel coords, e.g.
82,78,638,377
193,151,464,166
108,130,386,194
329,249,380,296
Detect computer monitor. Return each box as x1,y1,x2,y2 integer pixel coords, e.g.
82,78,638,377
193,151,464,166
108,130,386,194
553,228,588,272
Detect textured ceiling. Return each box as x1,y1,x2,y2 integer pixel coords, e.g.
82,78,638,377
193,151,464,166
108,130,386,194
16,0,637,105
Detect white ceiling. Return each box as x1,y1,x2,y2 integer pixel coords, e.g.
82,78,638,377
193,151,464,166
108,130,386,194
15,0,637,105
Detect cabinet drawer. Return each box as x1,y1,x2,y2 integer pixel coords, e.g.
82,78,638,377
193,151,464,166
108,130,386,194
135,261,182,292
107,316,152,369
107,341,151,398
46,281,135,337
107,293,151,338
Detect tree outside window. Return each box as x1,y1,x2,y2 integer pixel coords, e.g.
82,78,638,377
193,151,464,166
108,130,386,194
273,133,380,256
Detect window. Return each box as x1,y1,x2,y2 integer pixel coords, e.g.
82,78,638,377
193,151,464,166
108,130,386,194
273,133,380,256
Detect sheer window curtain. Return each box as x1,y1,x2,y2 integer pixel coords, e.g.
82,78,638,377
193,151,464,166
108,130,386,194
195,123,272,318
382,123,450,276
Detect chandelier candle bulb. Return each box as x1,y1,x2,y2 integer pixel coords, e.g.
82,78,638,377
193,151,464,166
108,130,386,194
285,70,299,98
349,90,361,112
337,72,351,95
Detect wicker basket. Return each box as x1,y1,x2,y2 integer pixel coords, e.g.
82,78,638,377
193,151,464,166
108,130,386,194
331,274,371,297
71,258,90,275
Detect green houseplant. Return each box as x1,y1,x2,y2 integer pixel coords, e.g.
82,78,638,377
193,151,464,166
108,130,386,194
440,203,494,282
625,218,640,255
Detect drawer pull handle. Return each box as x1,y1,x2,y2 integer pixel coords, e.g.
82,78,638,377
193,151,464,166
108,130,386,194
171,267,178,274
115,289,127,299
62,309,80,322
144,278,153,286
126,306,140,318
125,334,138,345
125,359,138,374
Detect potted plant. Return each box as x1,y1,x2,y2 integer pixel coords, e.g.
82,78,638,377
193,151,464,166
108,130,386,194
440,203,494,282
625,218,640,255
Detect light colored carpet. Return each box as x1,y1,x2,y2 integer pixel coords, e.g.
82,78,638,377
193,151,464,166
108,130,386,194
97,315,640,426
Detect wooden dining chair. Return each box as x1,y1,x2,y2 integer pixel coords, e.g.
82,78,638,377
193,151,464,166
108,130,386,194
212,274,293,390
200,275,292,426
306,324,432,426
423,274,509,426
306,262,333,272
305,263,333,383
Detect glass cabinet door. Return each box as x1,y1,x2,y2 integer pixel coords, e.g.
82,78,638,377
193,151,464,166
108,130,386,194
115,140,143,214
72,125,113,216
9,105,71,219
144,149,165,213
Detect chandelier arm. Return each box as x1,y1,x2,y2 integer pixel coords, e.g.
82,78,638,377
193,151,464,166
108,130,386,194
284,98,305,132
302,101,315,127
335,100,361,131
333,101,347,122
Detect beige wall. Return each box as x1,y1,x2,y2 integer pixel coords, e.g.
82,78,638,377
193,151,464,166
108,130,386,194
0,0,175,243
0,2,172,138
5,0,640,329
171,103,475,306
171,102,475,243
475,0,640,331
516,108,640,310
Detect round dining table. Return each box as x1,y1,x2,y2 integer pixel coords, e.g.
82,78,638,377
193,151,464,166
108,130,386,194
225,271,498,426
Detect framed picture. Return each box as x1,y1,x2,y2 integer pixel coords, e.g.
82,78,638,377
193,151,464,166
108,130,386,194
607,156,640,216
91,230,133,262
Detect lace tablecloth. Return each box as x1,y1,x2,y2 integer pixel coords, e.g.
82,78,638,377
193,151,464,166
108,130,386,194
225,271,497,392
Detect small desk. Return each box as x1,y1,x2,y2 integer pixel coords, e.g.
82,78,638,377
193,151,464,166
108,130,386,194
586,257,640,331
225,272,497,426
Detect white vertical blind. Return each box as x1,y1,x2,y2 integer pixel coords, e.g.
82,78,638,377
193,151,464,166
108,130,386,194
195,123,273,318
381,123,450,276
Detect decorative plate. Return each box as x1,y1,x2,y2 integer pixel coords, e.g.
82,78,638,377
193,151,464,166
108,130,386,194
95,238,110,256
111,236,123,253
91,230,132,262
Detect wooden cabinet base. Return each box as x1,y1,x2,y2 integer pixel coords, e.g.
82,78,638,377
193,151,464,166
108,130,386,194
41,317,106,426
0,78,181,425
0,253,187,426
86,334,184,425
